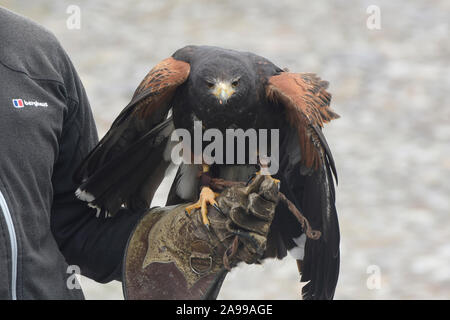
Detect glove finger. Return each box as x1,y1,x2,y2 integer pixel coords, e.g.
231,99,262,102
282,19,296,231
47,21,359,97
216,188,248,215
228,204,272,235
228,229,267,263
236,233,267,263
247,193,277,221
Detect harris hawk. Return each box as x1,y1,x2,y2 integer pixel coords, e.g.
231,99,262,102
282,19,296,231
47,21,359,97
74,45,340,300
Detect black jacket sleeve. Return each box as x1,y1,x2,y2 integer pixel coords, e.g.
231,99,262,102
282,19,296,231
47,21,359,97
50,56,144,283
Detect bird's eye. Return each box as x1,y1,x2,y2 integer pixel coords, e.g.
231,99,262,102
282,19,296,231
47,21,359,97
206,81,215,88
231,79,240,87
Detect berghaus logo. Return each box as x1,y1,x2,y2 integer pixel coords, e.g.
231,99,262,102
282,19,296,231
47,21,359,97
12,98,48,108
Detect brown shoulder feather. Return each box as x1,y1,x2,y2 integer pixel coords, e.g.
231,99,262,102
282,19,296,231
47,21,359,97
131,57,190,119
266,72,339,169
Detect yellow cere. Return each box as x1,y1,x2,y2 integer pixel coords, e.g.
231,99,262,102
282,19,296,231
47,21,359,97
212,81,235,102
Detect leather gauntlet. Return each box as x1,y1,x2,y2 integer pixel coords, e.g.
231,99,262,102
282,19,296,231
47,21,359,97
123,175,279,300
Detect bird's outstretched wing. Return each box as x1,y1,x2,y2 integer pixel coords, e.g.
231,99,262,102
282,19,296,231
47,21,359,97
266,72,339,177
265,72,340,299
75,57,190,216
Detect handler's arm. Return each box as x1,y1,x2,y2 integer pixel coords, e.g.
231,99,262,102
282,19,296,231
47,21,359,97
50,58,143,283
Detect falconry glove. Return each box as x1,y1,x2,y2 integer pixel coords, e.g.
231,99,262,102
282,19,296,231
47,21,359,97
122,174,278,300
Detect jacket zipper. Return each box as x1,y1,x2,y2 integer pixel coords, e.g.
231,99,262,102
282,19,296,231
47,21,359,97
0,189,18,300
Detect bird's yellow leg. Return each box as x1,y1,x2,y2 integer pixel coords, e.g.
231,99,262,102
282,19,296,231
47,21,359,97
184,165,219,228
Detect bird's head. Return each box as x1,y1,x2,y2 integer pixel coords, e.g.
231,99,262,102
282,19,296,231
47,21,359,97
188,54,257,128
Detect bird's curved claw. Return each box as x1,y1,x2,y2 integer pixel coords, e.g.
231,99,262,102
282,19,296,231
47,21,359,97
245,173,256,186
212,203,225,216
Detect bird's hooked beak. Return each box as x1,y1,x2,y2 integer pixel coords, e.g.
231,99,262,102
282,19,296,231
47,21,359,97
212,81,235,104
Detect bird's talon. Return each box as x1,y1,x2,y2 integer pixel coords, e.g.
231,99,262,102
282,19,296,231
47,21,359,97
250,170,280,188
184,201,202,217
271,177,281,189
186,186,217,228
271,177,281,185
246,173,256,186
212,203,225,216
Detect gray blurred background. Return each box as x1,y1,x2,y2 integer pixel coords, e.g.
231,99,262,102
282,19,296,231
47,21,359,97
2,0,449,299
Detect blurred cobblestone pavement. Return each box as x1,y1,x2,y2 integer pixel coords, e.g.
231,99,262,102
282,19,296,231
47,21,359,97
3,0,449,299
